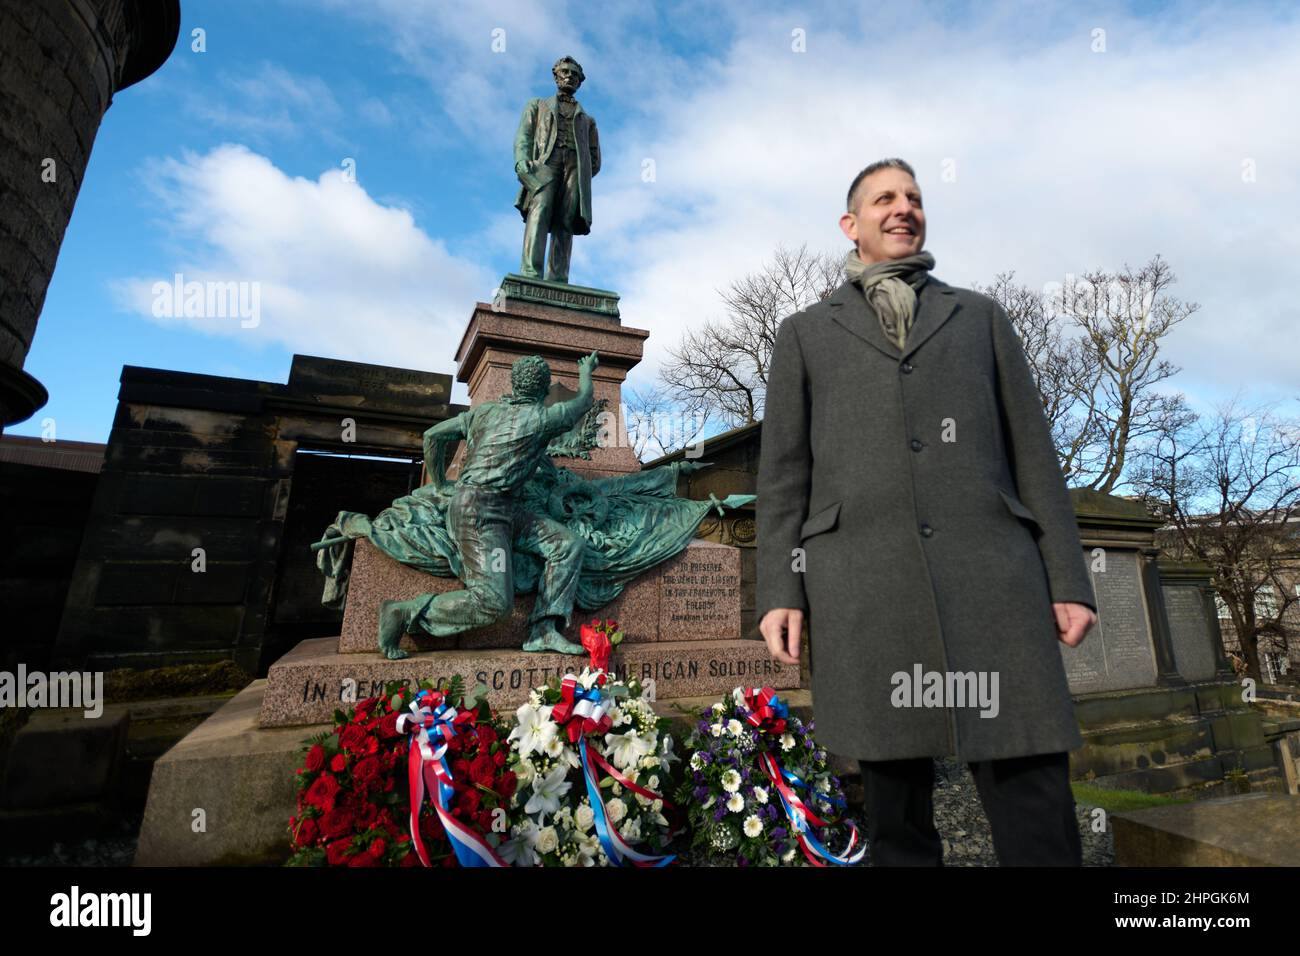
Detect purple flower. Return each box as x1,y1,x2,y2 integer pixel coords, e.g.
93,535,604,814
692,771,705,785
713,806,727,821
737,854,749,867
773,827,788,839
696,720,710,734
697,750,712,765
763,804,779,822
693,786,710,801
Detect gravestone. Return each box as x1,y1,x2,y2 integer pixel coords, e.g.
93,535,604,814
1063,549,1160,693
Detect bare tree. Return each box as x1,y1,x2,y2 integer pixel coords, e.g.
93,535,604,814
659,243,842,428
1058,255,1199,493
621,382,708,461
975,271,1104,480
1130,395,1300,681
975,256,1198,492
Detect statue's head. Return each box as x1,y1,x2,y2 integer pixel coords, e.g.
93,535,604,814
510,355,551,403
552,56,584,94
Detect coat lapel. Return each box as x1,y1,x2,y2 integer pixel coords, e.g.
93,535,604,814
826,272,959,362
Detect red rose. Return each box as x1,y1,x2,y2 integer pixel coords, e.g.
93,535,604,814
498,771,517,799
456,789,482,816
305,773,340,811
353,755,380,786
378,713,401,739
338,724,368,753
326,839,353,865
398,850,418,867
492,750,506,767
476,724,498,747
319,807,355,840
362,734,379,756
470,754,496,787
305,744,326,773
476,809,495,832
348,851,378,867
298,818,319,846
330,753,348,773
355,697,377,720
368,838,387,859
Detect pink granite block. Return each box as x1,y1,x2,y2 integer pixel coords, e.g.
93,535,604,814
660,539,742,641
259,635,799,727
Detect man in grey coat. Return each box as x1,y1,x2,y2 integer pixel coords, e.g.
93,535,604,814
757,158,1098,865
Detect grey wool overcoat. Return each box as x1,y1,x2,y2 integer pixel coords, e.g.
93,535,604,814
756,273,1097,763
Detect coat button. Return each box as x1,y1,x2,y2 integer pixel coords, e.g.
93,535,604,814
920,524,933,537
910,439,923,452
900,362,913,373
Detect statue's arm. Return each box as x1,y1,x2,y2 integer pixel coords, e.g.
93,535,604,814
589,115,600,176
423,412,468,491
514,99,539,175
543,350,599,434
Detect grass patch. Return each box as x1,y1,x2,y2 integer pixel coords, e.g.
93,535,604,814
103,661,253,703
1071,782,1192,812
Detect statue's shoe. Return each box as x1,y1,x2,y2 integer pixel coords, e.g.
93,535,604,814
522,630,585,655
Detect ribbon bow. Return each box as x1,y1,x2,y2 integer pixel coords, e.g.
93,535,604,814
740,686,789,735
552,676,613,743
396,689,507,868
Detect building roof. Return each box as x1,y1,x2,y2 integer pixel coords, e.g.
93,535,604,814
0,435,105,473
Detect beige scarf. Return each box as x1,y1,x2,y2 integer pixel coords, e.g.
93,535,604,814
843,249,936,350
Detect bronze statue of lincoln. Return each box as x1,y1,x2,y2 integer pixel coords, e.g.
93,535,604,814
513,56,600,284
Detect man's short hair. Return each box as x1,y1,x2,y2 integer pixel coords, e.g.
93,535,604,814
846,158,917,212
553,56,585,83
511,355,551,400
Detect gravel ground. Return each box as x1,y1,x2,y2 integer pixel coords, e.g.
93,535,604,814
930,756,1114,867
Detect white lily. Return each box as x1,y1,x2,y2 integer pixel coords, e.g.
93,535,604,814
509,703,556,760
498,819,540,866
605,727,654,772
524,763,572,817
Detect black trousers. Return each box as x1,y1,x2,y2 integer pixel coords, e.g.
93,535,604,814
858,752,1082,866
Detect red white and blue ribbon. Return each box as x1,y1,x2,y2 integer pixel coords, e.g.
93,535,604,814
395,689,508,868
562,670,676,867
739,687,865,867
579,736,675,867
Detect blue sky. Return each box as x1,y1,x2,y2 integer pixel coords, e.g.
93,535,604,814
13,0,1300,445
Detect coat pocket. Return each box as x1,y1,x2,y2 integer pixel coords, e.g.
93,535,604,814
998,489,1041,533
799,501,842,541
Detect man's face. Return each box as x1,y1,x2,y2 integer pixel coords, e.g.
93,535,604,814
839,168,926,264
554,65,582,94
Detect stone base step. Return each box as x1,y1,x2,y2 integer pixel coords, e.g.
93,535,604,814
338,537,742,653
1113,792,1300,865
260,636,799,728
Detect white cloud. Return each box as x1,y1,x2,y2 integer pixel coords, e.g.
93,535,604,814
111,143,495,402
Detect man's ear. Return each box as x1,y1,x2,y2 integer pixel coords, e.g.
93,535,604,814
838,211,858,245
